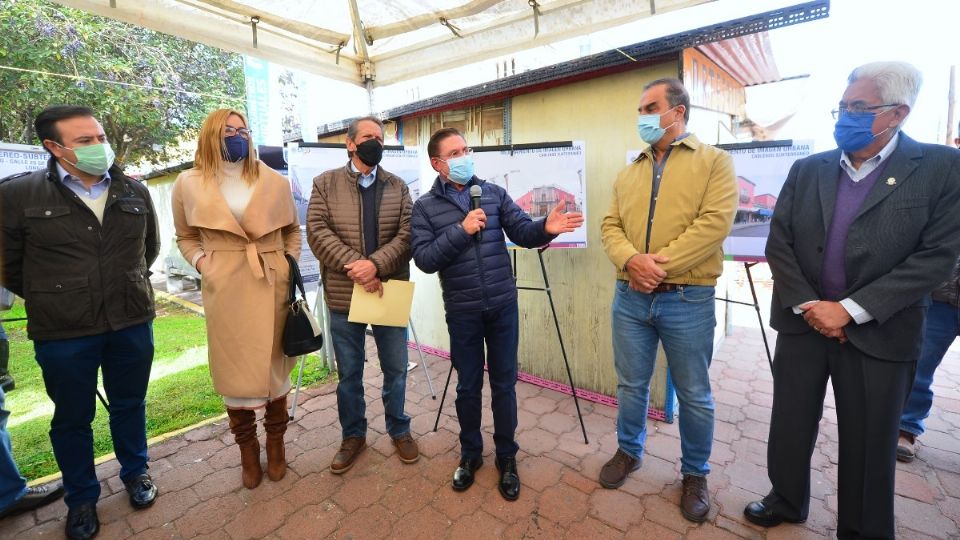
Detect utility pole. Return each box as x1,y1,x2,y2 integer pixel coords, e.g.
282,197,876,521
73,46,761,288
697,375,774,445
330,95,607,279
947,65,956,146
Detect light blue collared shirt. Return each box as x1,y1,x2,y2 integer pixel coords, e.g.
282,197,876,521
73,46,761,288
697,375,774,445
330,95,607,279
840,132,899,183
57,162,111,199
350,161,378,188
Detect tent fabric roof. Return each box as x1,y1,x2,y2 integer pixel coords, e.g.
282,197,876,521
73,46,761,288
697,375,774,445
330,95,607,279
305,0,828,140
54,0,713,87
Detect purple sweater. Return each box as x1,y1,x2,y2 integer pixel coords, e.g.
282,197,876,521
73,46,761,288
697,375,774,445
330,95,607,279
819,162,890,300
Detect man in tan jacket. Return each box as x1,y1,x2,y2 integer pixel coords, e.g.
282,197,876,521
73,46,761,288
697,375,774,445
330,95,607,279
307,116,417,474
600,78,738,523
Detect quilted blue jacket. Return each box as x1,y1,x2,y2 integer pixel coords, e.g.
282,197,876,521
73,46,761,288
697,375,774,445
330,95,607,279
411,176,555,313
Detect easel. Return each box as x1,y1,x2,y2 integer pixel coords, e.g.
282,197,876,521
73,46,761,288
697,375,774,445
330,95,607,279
288,284,438,420
432,246,589,445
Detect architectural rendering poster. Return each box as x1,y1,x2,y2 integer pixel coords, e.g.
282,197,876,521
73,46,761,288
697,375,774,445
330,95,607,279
473,141,587,248
286,144,421,291
719,140,813,261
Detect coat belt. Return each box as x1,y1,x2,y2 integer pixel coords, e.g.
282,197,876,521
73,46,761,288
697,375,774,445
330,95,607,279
203,241,284,283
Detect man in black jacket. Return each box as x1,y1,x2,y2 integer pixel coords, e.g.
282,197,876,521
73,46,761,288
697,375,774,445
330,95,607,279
0,106,160,540
411,128,582,501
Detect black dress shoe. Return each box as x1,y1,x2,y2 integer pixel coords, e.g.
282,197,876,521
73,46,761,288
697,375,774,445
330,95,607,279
495,456,520,501
123,473,158,509
743,500,806,527
0,483,65,518
65,502,99,540
452,457,483,491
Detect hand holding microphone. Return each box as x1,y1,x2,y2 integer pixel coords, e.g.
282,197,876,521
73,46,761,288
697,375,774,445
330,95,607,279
463,185,486,240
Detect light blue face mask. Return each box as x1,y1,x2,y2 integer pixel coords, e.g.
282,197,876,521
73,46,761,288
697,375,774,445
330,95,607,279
446,155,475,185
636,107,678,144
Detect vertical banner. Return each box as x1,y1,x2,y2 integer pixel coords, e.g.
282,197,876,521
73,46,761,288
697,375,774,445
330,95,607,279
243,56,271,149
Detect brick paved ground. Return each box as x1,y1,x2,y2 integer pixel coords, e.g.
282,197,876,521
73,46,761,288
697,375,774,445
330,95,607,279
3,325,959,539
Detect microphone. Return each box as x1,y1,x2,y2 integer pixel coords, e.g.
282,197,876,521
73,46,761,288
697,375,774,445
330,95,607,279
470,185,483,241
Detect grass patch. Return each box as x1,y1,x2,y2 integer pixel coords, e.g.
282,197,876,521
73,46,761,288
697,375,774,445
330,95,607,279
5,298,333,480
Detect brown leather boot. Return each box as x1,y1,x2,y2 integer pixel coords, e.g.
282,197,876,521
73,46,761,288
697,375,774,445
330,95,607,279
227,408,262,489
263,396,289,481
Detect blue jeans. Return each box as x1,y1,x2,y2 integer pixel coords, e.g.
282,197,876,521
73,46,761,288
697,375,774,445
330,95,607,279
900,300,959,437
329,312,411,439
446,301,520,459
33,323,153,508
611,282,716,476
0,386,28,513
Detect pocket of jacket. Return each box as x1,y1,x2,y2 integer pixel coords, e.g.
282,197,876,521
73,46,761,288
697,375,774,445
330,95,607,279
23,206,78,246
117,201,150,239
28,276,94,329
125,269,153,317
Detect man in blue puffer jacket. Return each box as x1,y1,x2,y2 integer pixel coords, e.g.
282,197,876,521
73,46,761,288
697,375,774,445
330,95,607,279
411,128,583,501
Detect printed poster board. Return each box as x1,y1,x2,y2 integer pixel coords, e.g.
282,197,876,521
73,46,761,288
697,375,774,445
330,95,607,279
627,140,813,262
286,144,421,291
472,141,587,248
0,142,47,179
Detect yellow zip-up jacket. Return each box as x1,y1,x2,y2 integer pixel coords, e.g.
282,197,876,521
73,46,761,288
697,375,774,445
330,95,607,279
601,134,738,286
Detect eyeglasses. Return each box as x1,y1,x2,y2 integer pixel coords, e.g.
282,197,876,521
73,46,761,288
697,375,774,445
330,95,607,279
436,147,473,161
224,126,253,139
830,104,899,120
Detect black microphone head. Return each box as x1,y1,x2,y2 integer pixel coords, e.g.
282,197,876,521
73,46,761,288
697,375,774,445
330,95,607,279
469,185,482,198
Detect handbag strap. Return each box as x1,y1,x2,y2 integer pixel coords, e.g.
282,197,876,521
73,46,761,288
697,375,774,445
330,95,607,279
285,253,307,303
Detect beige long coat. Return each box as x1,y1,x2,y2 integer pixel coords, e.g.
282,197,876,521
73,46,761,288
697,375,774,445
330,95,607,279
172,162,301,398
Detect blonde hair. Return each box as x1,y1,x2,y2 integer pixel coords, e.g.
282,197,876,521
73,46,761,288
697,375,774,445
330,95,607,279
193,108,258,184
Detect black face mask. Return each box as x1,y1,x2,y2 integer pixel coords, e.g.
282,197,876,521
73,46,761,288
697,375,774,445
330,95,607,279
354,138,384,167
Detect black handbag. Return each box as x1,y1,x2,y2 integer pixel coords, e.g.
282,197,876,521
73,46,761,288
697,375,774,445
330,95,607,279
281,254,324,357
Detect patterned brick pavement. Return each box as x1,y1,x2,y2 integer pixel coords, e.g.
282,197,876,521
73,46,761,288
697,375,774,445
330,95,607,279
3,325,959,539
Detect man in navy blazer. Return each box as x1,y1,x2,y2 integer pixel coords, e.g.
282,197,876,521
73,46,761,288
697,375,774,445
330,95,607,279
744,62,960,539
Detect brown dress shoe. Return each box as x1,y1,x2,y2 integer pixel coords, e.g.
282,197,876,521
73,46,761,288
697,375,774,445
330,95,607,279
331,437,367,474
599,449,640,489
896,431,916,463
392,433,420,464
680,474,710,522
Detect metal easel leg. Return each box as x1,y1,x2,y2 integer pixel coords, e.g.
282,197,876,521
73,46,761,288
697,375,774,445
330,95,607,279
537,249,588,444
408,319,436,398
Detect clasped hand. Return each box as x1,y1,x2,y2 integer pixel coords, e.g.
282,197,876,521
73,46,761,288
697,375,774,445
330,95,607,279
625,253,670,293
800,301,851,343
344,259,382,297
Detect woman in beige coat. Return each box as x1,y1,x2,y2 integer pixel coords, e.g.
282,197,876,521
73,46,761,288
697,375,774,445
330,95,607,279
172,109,301,489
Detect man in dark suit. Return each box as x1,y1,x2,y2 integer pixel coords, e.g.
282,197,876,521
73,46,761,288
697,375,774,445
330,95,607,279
743,62,960,539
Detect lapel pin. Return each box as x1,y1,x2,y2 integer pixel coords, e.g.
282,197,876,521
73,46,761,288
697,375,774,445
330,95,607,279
886,177,896,186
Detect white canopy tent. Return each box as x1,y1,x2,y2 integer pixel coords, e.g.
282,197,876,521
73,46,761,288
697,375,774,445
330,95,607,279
54,0,711,88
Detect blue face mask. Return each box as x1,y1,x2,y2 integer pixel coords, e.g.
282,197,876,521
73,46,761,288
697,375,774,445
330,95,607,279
833,110,891,153
224,135,249,162
446,155,475,185
636,107,677,144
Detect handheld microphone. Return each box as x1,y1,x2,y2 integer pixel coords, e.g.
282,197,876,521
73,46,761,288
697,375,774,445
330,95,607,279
469,185,483,241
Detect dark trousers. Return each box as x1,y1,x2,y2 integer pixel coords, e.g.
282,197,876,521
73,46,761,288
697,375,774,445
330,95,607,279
765,332,914,540
446,301,519,459
34,323,154,508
